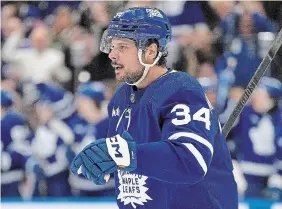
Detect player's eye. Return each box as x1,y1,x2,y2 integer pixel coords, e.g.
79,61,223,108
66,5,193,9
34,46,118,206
110,45,128,52
109,45,115,52
109,44,128,53
118,45,127,52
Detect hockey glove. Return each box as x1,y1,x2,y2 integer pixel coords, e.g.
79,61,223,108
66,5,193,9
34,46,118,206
70,132,137,185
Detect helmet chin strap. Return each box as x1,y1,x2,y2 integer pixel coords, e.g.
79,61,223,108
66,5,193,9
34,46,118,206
126,49,162,86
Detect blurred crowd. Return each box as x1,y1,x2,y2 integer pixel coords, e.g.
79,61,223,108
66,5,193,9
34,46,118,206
1,0,282,201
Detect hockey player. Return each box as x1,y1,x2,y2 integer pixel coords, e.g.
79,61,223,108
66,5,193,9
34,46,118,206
71,7,238,209
231,77,282,198
1,90,40,197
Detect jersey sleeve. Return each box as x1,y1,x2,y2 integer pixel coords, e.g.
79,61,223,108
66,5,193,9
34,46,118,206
133,87,220,184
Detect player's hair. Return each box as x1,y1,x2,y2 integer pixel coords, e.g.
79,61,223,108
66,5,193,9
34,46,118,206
144,39,168,67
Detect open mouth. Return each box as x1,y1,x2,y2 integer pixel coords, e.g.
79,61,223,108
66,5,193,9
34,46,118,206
113,65,124,71
115,66,123,70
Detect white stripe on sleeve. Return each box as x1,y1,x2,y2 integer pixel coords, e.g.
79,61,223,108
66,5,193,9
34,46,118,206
183,143,208,174
168,132,213,155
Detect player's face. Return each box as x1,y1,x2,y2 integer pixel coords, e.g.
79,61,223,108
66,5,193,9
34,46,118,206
108,38,144,84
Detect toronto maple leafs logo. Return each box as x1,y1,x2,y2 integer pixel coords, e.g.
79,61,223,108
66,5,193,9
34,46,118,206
114,12,124,19
117,170,152,208
146,9,163,18
249,116,275,156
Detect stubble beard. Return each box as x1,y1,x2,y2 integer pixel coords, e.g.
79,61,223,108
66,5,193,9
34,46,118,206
118,66,145,84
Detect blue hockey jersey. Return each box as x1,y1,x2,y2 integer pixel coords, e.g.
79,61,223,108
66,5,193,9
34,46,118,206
107,71,238,209
1,111,31,185
30,112,90,197
232,105,282,178
31,112,89,177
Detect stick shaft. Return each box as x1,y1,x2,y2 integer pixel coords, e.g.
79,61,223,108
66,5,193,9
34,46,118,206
222,28,282,137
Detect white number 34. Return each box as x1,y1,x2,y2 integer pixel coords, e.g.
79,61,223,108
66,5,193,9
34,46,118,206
171,104,211,130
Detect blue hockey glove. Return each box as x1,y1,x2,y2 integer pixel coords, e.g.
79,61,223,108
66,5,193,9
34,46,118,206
66,146,76,165
70,131,137,185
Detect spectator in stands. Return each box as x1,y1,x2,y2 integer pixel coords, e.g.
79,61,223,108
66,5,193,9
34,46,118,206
212,1,277,52
125,1,155,8
82,2,115,81
1,90,42,197
2,1,282,201
1,4,19,44
159,2,213,75
30,82,88,197
214,7,276,88
2,23,71,84
51,5,96,92
67,82,114,197
230,77,282,198
52,6,76,49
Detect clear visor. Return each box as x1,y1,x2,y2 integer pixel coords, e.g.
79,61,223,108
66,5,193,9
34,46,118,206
100,29,146,54
100,30,112,54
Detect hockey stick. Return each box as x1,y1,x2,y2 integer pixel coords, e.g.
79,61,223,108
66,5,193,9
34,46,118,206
222,28,282,138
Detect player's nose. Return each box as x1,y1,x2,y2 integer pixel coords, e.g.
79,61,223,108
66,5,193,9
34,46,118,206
108,49,118,61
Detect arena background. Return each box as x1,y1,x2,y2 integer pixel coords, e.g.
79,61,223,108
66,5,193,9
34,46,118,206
1,1,282,209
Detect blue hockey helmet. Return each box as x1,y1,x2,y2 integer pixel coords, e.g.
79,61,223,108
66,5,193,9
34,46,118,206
100,7,171,54
100,7,171,86
77,82,106,103
1,90,13,108
258,77,282,98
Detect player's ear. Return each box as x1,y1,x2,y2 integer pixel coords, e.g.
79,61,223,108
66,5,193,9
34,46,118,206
143,43,158,64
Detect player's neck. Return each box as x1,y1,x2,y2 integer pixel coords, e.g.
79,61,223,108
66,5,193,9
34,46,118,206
136,66,168,89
